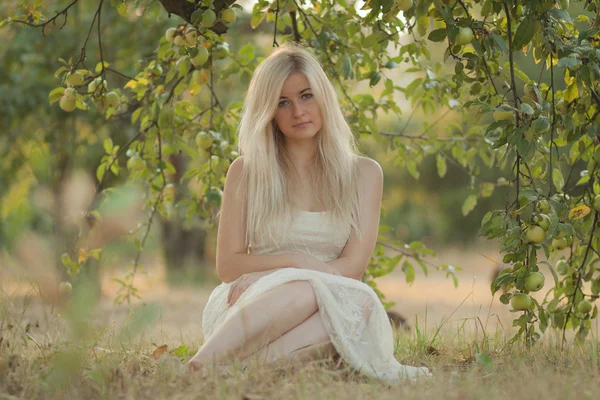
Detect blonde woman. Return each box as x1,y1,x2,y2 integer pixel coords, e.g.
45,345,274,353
188,43,431,383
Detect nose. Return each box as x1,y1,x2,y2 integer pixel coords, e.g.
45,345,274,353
292,102,306,118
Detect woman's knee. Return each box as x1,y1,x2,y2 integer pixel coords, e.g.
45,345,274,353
282,280,318,313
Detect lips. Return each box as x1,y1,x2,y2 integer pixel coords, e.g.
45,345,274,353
293,121,311,127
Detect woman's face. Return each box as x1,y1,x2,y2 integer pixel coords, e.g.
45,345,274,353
273,72,323,142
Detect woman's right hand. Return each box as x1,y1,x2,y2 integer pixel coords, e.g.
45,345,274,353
294,253,341,276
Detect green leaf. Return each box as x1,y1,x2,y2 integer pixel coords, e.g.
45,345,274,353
48,87,65,105
462,194,477,216
436,154,447,178
104,138,113,154
427,28,447,43
402,261,415,284
238,43,255,66
512,17,535,50
553,168,564,192
95,61,109,73
250,5,265,29
341,55,353,79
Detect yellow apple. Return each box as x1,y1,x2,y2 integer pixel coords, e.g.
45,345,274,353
190,46,209,67
220,8,237,23
59,95,76,112
165,27,176,43
66,71,84,87
525,225,545,243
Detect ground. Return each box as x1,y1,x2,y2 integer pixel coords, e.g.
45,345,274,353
1,241,599,399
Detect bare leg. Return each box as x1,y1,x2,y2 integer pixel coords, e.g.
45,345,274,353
188,281,318,371
249,310,333,364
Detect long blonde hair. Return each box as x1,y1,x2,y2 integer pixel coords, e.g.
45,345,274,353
234,43,363,250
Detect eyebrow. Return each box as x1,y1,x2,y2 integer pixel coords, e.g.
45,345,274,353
279,88,312,99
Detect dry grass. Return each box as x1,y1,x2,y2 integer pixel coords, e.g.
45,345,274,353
1,282,600,400
1,243,599,399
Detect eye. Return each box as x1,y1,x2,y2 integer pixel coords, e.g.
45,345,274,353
302,93,313,100
278,100,289,108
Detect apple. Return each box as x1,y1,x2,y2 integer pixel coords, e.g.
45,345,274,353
537,199,550,213
511,293,532,311
190,46,209,67
525,225,545,244
524,82,536,96
455,26,474,46
524,271,545,292
59,281,73,295
577,300,592,314
535,214,550,231
66,71,84,87
395,0,413,11
213,42,230,60
556,259,569,275
220,8,237,24
552,237,568,250
174,35,186,47
165,27,177,43
195,131,213,149
201,9,217,27
104,91,119,108
59,95,76,112
185,29,198,47
127,155,146,172
556,100,568,113
493,108,513,121
592,195,600,212
88,78,107,94
63,87,76,100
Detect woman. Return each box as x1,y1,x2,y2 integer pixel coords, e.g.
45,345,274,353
187,43,431,383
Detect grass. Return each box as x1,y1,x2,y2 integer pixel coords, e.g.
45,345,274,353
1,281,600,400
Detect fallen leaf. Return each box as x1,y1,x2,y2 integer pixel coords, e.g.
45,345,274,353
152,344,168,360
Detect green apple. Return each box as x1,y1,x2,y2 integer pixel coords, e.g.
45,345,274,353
165,27,176,43
213,42,230,59
59,281,73,295
190,46,209,67
593,194,600,212
220,8,237,24
493,108,513,121
104,91,119,108
195,131,213,149
552,237,568,250
537,199,550,213
556,259,569,275
535,214,550,231
63,87,76,100
524,271,545,292
524,82,536,96
59,95,76,112
174,35,186,47
556,100,568,113
66,71,84,87
127,155,146,172
577,300,592,314
511,293,532,311
185,29,198,47
201,9,217,27
395,0,413,11
455,26,474,46
525,225,545,244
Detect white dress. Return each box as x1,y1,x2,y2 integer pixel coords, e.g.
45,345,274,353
201,210,432,383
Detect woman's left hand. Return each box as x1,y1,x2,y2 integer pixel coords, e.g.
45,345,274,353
227,270,273,306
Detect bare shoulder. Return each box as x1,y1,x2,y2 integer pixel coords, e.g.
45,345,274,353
356,156,383,184
226,156,245,179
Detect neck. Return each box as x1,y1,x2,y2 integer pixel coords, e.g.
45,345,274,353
284,138,318,172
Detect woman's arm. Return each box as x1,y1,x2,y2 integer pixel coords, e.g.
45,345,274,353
326,157,384,280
